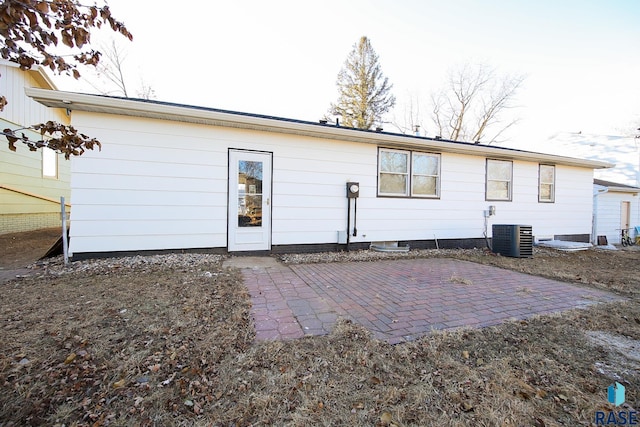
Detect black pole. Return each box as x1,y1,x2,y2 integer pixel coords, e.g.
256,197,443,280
352,197,357,236
346,197,351,250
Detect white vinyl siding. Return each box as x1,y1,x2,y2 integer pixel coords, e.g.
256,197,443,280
486,159,512,201
539,164,555,202
593,187,640,244
65,111,597,256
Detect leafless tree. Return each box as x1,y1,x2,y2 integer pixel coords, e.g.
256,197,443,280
0,0,132,158
391,93,425,135
86,39,155,100
136,78,156,100
94,39,129,96
431,63,524,144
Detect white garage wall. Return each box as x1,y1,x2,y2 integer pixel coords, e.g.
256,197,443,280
594,189,640,244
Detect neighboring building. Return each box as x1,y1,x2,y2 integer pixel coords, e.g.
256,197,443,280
593,179,640,245
0,60,70,234
536,132,639,187
504,132,640,245
27,88,611,259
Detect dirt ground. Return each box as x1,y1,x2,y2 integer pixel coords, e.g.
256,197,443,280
0,227,62,269
1,230,639,426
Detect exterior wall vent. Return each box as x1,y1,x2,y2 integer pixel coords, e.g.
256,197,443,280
492,224,533,258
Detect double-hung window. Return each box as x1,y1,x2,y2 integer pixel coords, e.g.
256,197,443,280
486,159,512,201
378,148,440,198
412,152,440,197
539,164,555,202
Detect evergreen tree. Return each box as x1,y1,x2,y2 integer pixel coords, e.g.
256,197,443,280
331,36,395,130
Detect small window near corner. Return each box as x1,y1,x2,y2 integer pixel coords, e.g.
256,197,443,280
43,148,58,178
539,164,555,202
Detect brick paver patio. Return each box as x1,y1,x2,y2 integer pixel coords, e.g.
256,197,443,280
238,258,622,344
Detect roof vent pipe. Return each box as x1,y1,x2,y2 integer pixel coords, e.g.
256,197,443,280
414,125,420,136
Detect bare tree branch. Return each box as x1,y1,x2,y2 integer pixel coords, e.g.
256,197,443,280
95,39,129,96
430,62,524,144
0,0,132,158
390,93,424,135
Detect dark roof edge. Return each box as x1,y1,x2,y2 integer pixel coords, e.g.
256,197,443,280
24,88,614,170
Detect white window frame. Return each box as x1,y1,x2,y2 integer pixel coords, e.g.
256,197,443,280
411,152,441,198
378,148,410,196
486,159,512,201
378,148,440,198
538,164,555,203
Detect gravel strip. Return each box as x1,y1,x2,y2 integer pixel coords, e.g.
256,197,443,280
278,248,485,264
25,246,566,278
30,253,226,276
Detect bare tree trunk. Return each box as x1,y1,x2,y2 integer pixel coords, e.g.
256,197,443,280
98,40,129,97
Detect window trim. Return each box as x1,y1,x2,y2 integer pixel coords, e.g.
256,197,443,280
377,147,441,198
538,164,555,203
411,152,441,198
378,148,410,197
485,159,512,201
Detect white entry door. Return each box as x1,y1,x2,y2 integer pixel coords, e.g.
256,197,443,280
228,150,272,251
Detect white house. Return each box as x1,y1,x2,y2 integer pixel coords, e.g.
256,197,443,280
593,179,640,245
0,60,71,234
26,88,612,259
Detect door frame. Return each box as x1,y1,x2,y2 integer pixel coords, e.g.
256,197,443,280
621,200,631,237
227,149,273,252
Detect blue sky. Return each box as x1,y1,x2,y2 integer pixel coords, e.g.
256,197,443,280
56,0,640,147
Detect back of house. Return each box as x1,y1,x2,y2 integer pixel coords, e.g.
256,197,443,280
26,89,612,259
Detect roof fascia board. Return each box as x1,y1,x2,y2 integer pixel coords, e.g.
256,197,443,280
606,186,640,193
25,87,613,170
1,59,57,90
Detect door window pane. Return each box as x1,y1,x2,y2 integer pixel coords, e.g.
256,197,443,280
238,160,263,227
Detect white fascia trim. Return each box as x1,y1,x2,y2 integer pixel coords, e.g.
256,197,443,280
25,87,613,170
1,59,58,90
